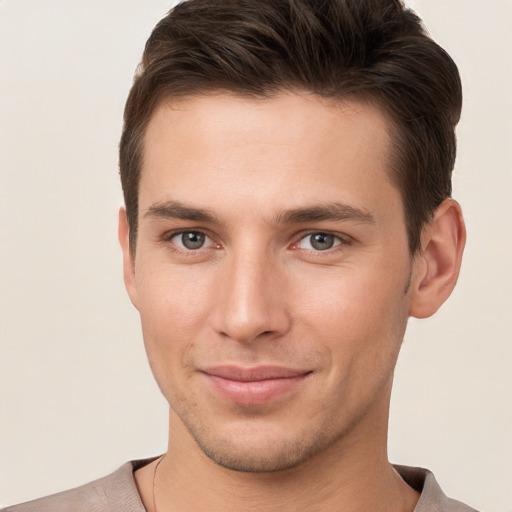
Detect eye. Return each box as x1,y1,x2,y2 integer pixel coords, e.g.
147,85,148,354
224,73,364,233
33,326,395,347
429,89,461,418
296,232,342,251
170,231,210,250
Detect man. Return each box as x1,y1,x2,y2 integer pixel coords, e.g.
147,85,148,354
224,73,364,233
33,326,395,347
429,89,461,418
3,0,476,510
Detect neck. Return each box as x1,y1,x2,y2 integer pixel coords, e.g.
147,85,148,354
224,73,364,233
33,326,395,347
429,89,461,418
142,382,419,512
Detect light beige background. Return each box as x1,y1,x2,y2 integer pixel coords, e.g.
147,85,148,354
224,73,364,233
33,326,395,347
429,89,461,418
0,0,511,509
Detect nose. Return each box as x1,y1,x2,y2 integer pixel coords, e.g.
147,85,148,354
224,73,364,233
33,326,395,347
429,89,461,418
211,250,292,343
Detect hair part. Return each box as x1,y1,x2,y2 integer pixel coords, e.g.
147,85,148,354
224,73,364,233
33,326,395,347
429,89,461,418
119,0,462,254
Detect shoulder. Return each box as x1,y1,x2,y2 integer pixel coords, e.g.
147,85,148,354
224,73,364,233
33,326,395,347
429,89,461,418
1,458,156,512
395,465,480,512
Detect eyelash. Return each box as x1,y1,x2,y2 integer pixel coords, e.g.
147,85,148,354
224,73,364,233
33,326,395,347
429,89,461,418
290,231,352,253
162,230,219,256
161,230,352,256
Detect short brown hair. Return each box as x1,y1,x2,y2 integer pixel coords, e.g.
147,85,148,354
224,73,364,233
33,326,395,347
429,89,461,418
119,0,462,254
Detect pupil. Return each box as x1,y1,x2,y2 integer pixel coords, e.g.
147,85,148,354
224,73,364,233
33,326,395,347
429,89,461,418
311,233,334,250
182,232,205,249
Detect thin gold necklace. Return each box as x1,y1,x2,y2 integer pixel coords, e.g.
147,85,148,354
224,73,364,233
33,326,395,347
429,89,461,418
152,455,165,512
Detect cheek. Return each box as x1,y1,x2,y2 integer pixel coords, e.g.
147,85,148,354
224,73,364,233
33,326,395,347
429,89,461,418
136,259,213,328
134,262,214,378
292,263,409,366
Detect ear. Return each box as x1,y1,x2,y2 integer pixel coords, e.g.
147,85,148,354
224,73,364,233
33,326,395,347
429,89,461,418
118,207,139,310
409,199,466,319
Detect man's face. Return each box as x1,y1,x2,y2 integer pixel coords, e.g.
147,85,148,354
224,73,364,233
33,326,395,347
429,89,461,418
122,92,419,472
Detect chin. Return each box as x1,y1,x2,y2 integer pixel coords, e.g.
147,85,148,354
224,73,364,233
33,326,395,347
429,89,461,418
198,438,316,473
186,419,338,474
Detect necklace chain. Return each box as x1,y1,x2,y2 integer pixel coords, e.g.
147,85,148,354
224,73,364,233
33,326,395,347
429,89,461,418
152,455,165,512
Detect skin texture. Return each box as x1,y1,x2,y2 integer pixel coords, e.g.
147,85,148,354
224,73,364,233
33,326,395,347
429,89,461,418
120,92,465,511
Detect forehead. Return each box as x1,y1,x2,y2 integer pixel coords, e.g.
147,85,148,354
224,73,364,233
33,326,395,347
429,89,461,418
144,92,391,160
139,92,397,220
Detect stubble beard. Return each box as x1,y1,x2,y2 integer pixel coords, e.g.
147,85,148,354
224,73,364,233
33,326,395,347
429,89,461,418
169,390,387,474
188,421,331,473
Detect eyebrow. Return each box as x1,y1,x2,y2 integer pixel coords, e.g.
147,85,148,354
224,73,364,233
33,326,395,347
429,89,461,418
144,201,220,224
276,203,375,225
144,200,374,226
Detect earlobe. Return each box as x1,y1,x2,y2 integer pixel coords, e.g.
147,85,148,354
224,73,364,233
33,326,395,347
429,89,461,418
409,199,466,319
118,207,139,310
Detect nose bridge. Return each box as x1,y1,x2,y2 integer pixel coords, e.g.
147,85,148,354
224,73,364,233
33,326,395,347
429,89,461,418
213,243,289,343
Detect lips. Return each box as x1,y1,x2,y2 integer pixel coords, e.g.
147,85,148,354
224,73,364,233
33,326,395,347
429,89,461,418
200,365,311,406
